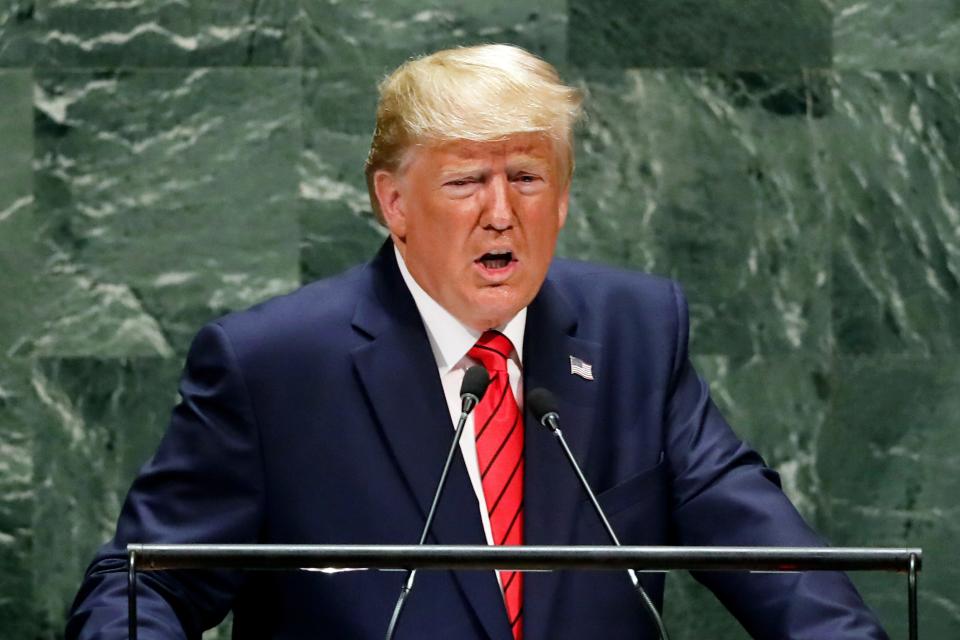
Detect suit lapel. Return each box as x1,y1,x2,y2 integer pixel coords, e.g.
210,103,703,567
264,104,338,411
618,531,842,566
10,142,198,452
522,277,604,639
351,242,513,640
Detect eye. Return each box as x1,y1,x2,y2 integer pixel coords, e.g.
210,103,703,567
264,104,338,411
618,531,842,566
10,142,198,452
512,173,545,193
444,176,480,187
442,176,482,198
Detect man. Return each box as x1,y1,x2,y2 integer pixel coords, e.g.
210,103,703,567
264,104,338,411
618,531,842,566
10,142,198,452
68,45,887,639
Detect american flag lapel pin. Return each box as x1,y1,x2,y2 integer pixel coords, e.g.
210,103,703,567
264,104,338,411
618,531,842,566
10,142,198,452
569,355,594,380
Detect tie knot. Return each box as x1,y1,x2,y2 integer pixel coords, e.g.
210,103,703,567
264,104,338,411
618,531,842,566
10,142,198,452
468,330,514,373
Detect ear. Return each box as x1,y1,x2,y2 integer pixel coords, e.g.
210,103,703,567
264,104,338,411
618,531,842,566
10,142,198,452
374,169,407,239
557,183,570,229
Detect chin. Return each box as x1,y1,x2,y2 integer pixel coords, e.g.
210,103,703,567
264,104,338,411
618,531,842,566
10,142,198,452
463,283,533,324
471,301,522,329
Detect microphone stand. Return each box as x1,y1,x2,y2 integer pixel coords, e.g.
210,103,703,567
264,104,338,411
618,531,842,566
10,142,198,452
540,411,671,640
384,392,480,640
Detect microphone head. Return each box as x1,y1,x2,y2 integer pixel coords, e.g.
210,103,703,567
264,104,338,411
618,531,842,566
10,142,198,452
460,365,491,402
527,387,559,425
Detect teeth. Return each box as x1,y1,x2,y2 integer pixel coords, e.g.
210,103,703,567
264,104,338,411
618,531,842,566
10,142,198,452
478,251,512,270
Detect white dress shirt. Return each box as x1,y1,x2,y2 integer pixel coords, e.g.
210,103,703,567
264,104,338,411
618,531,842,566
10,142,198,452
394,245,526,549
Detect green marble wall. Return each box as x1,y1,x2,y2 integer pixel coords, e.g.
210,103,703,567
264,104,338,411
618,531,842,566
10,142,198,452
1,2,958,638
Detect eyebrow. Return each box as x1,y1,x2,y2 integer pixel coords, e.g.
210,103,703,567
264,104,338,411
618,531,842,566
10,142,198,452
438,155,551,178
439,165,486,178
507,155,550,172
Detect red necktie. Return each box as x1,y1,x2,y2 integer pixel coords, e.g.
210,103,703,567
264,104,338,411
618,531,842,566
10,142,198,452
468,331,524,640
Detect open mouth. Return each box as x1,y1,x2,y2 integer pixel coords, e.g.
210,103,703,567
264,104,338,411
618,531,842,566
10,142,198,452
476,250,514,270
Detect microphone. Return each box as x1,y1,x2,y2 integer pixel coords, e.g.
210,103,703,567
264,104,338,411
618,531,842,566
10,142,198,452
527,388,671,640
384,365,491,640
459,364,489,414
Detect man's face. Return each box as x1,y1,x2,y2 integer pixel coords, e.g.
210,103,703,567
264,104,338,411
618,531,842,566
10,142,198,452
375,133,569,331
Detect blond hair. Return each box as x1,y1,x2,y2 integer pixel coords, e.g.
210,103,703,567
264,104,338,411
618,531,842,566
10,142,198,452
365,44,584,221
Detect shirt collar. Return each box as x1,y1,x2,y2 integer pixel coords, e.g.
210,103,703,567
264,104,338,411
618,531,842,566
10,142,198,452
394,244,526,373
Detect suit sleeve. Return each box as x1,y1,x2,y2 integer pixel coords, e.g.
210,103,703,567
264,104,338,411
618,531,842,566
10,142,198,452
663,282,888,640
66,322,266,639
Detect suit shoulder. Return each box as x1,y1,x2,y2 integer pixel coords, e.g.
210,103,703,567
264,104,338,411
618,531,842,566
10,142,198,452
547,257,682,311
206,264,368,352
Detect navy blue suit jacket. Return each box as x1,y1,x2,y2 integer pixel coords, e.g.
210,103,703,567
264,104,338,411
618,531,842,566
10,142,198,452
68,241,886,639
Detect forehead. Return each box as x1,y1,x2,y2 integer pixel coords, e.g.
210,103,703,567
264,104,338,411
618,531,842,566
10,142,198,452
415,133,557,169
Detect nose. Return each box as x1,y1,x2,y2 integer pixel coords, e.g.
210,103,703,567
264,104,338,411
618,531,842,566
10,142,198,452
482,174,515,232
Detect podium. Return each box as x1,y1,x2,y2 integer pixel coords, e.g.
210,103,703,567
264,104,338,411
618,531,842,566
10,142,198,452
126,544,921,639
